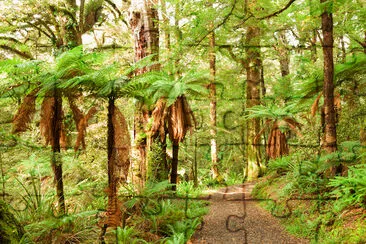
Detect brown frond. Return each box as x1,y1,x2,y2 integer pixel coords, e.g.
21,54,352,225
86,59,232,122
253,120,272,143
334,92,341,111
60,122,68,150
167,96,194,144
181,96,194,133
40,97,55,146
267,125,289,159
283,117,303,137
85,106,98,121
104,186,123,227
12,90,38,133
67,95,83,126
112,107,131,183
311,92,322,117
74,106,98,151
151,99,168,141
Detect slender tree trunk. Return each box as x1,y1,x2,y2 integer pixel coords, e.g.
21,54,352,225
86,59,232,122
278,32,290,77
245,26,263,181
107,97,116,207
321,0,340,175
311,30,317,63
321,0,337,154
51,89,65,215
208,30,221,181
161,0,171,58
171,142,179,191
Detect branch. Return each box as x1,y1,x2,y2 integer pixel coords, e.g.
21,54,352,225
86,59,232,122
220,45,247,72
105,0,122,17
259,0,296,20
0,36,23,45
195,0,237,46
26,21,53,40
0,45,34,59
79,0,85,33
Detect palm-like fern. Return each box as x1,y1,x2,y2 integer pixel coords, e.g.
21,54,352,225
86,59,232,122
140,69,208,190
246,104,302,159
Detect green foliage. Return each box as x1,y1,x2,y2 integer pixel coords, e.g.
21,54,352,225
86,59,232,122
115,226,147,244
144,69,209,106
266,156,293,175
22,210,99,243
165,217,201,244
329,164,366,211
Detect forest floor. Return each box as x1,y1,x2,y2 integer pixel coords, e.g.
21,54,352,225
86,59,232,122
190,183,309,244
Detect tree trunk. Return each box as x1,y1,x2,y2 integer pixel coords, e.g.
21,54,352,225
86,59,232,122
208,30,221,182
311,30,317,63
277,31,290,77
171,142,179,191
130,0,160,188
321,0,339,175
245,26,263,181
105,96,123,228
51,89,65,215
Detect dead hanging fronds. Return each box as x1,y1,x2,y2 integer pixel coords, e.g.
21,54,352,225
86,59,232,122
167,96,194,144
112,106,131,183
311,92,323,117
311,91,342,118
40,96,66,148
267,122,289,159
67,95,84,127
60,122,68,149
74,106,98,151
68,95,99,151
104,184,123,228
151,98,168,142
104,105,131,228
12,89,38,134
40,97,55,146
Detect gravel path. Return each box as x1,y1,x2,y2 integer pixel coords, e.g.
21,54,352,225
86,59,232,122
191,183,309,244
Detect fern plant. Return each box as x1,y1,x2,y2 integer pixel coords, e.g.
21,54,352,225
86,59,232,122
329,164,366,211
245,104,302,159
138,68,208,190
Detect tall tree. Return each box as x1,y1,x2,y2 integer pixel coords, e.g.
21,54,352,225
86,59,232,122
320,0,337,155
129,0,159,188
245,25,263,180
208,30,222,181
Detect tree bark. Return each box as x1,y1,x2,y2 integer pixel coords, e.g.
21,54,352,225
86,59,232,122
208,30,221,181
277,31,290,77
321,0,337,154
130,0,160,188
51,89,65,215
321,0,340,176
245,26,263,180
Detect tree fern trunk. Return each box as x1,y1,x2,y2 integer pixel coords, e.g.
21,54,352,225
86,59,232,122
171,142,179,191
51,89,65,215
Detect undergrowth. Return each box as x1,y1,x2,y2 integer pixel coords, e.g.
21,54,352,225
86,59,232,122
252,142,366,243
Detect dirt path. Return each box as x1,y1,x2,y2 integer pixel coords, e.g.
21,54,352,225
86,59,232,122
191,183,309,244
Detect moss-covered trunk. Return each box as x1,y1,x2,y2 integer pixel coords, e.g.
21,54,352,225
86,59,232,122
245,26,263,180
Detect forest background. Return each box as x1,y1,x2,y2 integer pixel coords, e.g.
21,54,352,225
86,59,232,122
0,0,365,243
